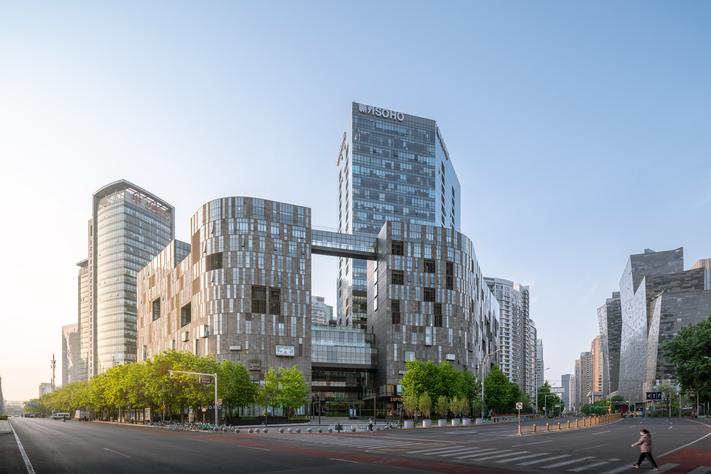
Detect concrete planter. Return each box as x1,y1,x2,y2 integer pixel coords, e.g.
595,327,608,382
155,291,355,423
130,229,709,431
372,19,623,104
421,419,432,428
403,420,415,429
462,418,472,425
437,419,447,427
451,418,461,426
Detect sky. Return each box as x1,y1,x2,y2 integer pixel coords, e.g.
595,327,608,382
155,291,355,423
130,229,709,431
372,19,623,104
1,1,710,401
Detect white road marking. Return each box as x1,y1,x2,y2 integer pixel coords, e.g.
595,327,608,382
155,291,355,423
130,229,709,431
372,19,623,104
512,439,553,447
238,446,270,451
576,443,608,451
9,421,36,474
329,458,358,463
407,445,473,455
429,447,485,456
103,447,131,458
446,447,498,458
656,464,680,472
495,452,550,463
566,460,609,472
462,450,519,461
686,467,711,474
518,454,570,466
599,464,638,474
591,430,611,435
542,456,595,469
658,429,711,458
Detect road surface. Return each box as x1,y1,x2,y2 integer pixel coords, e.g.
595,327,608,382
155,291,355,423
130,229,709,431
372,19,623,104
4,416,710,473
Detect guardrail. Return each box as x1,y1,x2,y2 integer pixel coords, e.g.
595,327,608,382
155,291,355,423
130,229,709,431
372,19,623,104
525,413,621,434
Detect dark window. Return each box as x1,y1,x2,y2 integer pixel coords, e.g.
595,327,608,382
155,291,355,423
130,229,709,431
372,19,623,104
434,303,442,327
180,303,192,327
424,287,435,302
446,261,454,290
391,270,404,285
391,240,404,256
206,252,223,271
391,300,401,325
423,259,436,273
251,285,267,313
152,298,161,321
269,287,281,315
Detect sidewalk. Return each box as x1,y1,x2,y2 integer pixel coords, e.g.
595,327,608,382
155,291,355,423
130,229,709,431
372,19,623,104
0,419,12,434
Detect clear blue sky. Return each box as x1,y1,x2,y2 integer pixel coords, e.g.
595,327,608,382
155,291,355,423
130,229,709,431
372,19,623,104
1,1,710,401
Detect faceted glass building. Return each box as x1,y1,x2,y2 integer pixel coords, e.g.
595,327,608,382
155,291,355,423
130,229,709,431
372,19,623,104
76,258,90,381
92,180,174,374
597,291,621,396
337,102,460,329
61,323,80,385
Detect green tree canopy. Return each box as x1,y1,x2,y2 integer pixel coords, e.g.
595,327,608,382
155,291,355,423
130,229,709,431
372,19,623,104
665,315,711,401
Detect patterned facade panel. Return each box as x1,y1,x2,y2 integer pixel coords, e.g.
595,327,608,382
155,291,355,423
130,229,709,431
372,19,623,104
367,221,498,397
137,197,312,383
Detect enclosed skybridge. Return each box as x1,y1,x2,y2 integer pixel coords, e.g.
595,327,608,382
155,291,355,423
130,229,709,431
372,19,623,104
311,228,377,260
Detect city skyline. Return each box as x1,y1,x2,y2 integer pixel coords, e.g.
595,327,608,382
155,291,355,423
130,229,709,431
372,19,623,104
2,1,711,401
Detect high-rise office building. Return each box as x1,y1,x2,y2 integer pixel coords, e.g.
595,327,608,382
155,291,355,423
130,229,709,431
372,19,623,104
576,351,592,407
536,339,544,390
39,383,53,397
618,247,711,401
76,258,90,381
337,102,460,329
561,373,572,413
61,323,81,385
484,278,537,399
75,180,174,377
590,335,604,402
597,291,621,396
0,376,4,416
311,296,334,326
574,359,582,412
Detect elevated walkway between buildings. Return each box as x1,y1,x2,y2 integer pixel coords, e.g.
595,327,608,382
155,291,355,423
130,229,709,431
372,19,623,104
311,228,377,260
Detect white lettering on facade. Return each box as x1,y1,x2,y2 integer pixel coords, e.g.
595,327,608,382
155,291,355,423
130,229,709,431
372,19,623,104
358,103,405,122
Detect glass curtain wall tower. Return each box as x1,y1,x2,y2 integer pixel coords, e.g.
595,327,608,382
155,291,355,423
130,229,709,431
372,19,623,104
91,180,174,375
337,102,460,329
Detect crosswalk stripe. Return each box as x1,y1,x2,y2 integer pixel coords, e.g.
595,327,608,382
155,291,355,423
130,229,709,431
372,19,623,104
567,461,609,472
598,465,636,474
453,449,508,460
407,445,465,454
495,452,550,463
686,467,711,474
542,457,595,469
656,464,679,472
447,448,499,458
430,447,484,456
518,454,571,466
462,450,520,461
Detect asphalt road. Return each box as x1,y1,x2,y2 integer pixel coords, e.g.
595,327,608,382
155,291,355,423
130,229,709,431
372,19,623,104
4,416,711,473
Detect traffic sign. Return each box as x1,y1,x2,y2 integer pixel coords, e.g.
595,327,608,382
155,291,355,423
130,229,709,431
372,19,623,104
646,391,663,400
199,375,212,384
516,402,523,410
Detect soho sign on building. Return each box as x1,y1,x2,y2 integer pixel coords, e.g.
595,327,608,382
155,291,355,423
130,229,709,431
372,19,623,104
358,103,405,122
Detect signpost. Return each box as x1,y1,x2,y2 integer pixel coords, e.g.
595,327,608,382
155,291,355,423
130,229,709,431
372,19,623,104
516,401,523,435
170,370,219,426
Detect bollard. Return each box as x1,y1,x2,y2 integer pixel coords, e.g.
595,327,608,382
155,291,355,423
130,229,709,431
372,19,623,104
532,424,537,433
567,420,571,430
575,419,579,428
279,428,284,433
545,422,549,432
263,428,268,433
557,422,561,431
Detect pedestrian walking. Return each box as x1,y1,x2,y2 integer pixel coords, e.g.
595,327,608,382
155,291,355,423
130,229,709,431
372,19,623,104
631,428,659,470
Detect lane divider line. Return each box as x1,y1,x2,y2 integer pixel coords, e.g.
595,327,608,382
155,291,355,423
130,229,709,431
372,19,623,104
103,447,131,458
9,420,36,474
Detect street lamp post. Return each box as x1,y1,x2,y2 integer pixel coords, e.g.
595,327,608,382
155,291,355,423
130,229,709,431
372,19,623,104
544,394,556,418
481,349,501,420
535,367,550,416
169,370,219,426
